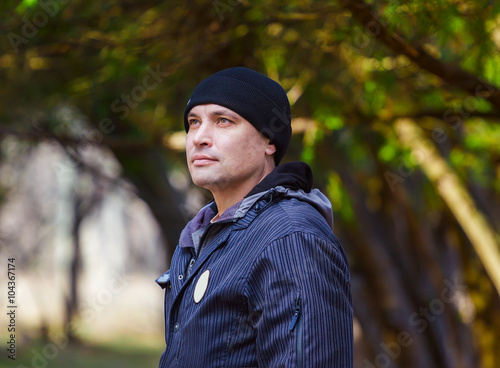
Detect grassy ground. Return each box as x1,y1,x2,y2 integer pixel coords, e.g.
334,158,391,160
1,338,164,368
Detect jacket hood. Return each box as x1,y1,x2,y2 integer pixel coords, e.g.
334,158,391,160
243,162,333,229
272,186,334,230
246,161,313,196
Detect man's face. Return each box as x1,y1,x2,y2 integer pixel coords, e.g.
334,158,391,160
186,104,276,194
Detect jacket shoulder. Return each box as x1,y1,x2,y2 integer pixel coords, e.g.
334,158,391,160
274,197,334,237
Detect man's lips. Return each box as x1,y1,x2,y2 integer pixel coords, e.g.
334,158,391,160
191,155,218,166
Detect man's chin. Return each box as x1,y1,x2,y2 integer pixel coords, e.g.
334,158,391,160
191,175,218,190
191,173,233,192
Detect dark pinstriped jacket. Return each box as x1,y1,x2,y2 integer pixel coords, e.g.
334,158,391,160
156,163,353,367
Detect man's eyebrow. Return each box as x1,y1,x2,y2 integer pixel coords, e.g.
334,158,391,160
187,112,200,118
210,110,240,120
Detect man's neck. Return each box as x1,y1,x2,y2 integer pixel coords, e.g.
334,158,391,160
211,182,259,217
211,166,274,217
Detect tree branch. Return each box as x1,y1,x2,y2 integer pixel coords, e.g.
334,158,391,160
396,118,500,295
393,110,500,122
341,0,500,113
0,125,152,151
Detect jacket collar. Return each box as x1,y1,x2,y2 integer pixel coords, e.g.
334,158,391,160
178,162,317,250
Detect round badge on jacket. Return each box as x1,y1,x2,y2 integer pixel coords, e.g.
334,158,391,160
193,269,210,303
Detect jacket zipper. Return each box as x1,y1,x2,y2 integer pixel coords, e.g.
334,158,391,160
289,296,301,331
289,295,303,368
186,257,196,277
188,218,237,277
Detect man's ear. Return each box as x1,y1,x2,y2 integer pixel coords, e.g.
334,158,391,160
265,143,277,156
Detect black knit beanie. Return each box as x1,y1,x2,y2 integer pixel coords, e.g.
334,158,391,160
184,67,292,165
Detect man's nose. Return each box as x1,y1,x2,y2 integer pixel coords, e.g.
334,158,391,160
191,121,213,147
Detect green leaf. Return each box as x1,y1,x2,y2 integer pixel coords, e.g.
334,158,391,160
16,0,38,13
324,116,344,131
378,142,398,162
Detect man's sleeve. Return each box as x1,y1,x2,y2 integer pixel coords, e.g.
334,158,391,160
245,231,353,368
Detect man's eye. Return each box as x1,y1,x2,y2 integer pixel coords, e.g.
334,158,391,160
218,118,232,125
189,119,200,126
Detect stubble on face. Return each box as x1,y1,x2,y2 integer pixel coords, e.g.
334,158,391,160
186,104,276,202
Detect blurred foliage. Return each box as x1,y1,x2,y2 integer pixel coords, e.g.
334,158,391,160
1,0,500,367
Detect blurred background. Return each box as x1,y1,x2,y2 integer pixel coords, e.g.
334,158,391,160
1,0,500,367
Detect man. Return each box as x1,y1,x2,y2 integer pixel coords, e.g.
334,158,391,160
156,67,353,367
